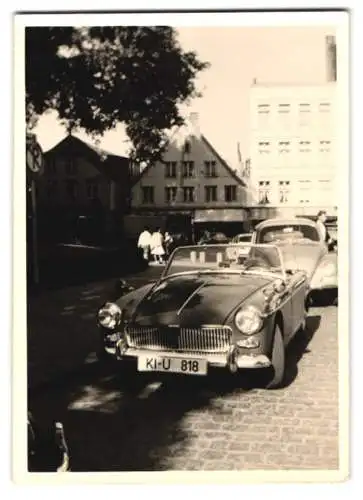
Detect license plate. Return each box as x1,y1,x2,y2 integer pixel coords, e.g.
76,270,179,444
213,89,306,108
137,356,207,376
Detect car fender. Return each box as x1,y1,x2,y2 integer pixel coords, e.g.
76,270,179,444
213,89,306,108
310,252,338,290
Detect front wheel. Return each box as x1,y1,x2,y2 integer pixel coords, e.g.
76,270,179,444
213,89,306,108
266,324,285,389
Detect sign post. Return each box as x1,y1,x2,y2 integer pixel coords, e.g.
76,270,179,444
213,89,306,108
26,133,44,286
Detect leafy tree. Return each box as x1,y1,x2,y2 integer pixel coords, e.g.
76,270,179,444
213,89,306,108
26,26,209,163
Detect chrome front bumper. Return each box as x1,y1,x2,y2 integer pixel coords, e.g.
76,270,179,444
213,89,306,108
105,343,271,371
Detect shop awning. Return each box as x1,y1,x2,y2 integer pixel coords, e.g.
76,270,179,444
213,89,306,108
248,206,338,220
193,209,248,223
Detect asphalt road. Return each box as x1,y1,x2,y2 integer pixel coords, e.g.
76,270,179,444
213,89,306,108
28,267,339,472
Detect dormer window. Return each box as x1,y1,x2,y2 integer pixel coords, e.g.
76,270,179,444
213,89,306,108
184,141,191,154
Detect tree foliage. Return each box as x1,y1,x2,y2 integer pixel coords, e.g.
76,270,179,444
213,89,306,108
25,26,209,164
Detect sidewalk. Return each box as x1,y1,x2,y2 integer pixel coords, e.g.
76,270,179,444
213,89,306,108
27,267,163,390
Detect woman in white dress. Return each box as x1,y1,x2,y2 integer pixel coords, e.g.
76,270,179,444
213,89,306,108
150,228,165,264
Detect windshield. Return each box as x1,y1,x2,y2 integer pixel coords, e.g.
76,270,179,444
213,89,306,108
256,223,320,244
164,244,285,278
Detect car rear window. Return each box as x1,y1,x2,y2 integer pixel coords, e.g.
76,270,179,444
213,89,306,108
257,224,320,243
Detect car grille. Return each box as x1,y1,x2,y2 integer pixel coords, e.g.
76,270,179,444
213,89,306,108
125,326,232,353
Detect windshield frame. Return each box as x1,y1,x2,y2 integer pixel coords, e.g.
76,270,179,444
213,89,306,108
162,243,287,281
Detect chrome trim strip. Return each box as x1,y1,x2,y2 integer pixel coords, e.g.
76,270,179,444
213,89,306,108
293,278,307,290
177,282,206,316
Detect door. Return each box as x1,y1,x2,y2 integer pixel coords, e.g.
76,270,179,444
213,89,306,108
289,272,308,339
276,285,294,344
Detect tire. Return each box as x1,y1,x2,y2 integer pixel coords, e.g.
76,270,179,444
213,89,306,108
266,324,285,389
307,291,315,308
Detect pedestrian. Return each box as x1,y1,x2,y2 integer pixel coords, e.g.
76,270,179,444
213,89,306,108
164,231,174,258
316,210,332,247
198,230,210,245
150,228,165,264
137,226,151,262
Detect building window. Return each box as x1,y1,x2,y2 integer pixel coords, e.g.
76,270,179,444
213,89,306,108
278,104,291,114
258,181,270,204
278,181,290,203
319,102,331,113
318,179,332,190
65,179,79,201
142,186,154,204
258,141,271,154
165,161,177,178
299,103,311,113
278,141,291,153
298,180,312,203
182,161,195,178
257,104,270,114
299,140,311,153
65,157,77,176
165,186,178,203
184,141,191,154
46,180,58,199
319,140,331,152
183,186,195,203
225,185,237,202
205,186,217,202
86,181,99,200
204,161,217,177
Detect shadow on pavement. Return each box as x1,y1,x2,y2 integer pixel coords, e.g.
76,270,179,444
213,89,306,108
27,266,164,391
279,314,321,389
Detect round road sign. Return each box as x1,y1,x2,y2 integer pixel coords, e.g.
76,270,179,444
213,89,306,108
26,137,44,175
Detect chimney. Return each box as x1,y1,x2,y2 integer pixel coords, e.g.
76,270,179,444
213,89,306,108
188,112,201,138
326,35,337,82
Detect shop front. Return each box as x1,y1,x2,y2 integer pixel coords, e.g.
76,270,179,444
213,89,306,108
192,208,251,240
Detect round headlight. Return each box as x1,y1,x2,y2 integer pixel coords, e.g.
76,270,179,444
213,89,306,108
98,302,122,329
234,306,263,335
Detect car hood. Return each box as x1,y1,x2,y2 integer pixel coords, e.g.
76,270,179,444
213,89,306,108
125,273,272,327
278,243,326,278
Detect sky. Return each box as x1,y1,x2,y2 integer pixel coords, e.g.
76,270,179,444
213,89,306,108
33,25,335,171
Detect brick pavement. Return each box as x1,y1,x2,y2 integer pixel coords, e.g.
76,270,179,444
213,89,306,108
173,306,339,471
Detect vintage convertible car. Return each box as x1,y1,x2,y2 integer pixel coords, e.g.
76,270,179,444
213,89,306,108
229,233,253,260
97,243,310,389
251,218,338,303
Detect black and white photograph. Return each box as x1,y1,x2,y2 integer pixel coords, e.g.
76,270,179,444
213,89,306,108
13,9,349,484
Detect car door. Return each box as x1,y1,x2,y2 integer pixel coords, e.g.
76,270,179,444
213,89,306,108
275,281,294,344
288,271,308,339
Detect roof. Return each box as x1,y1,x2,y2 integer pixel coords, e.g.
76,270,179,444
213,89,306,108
255,217,317,230
44,135,130,183
200,135,246,187
132,127,247,187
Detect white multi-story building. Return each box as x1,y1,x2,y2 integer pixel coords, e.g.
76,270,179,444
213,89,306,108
248,35,338,220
